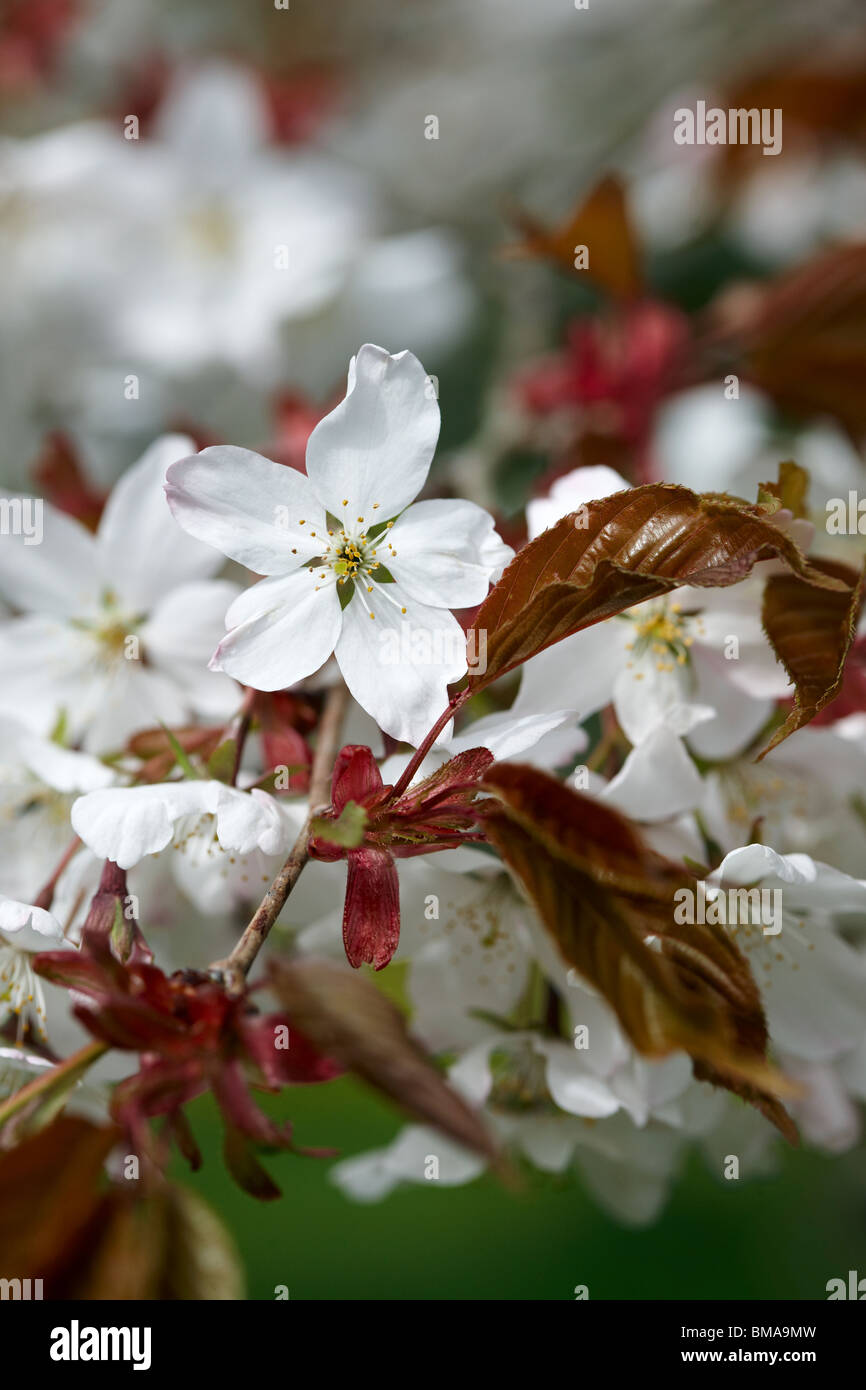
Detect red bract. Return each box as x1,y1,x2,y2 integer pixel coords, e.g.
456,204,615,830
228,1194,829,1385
309,744,493,971
0,0,79,93
811,634,866,724
519,301,690,476
33,938,340,1198
269,390,330,471
255,689,316,793
31,431,106,532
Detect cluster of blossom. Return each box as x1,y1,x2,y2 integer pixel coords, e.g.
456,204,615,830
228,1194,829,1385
4,1,866,1249
0,339,864,1227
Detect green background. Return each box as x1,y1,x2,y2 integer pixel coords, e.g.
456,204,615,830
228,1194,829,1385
173,1080,866,1301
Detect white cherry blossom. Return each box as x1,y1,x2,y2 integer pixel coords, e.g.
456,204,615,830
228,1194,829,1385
0,436,240,752
515,464,792,757
71,779,306,915
166,345,513,744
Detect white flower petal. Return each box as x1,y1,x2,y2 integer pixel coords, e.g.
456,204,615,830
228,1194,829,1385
515,1115,581,1173
613,660,713,745
526,464,630,538
0,618,95,739
18,736,114,794
716,844,798,889
212,567,343,691
336,583,466,744
305,344,439,520
165,446,325,574
536,1040,621,1118
782,1057,860,1153
0,497,100,618
388,499,512,608
214,786,295,857
71,781,220,869
443,709,579,763
0,896,63,944
514,623,628,721
328,1148,402,1203
97,434,222,609
686,647,775,761
601,726,703,822
141,578,241,679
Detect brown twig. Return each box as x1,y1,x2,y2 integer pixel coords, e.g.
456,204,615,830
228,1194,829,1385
209,680,350,993
228,686,257,786
32,836,82,912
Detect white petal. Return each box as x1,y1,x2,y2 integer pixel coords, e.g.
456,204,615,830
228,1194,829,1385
71,781,220,869
0,497,100,617
783,1058,860,1153
0,896,63,944
443,709,578,762
537,1040,621,1118
18,736,114,794
716,843,798,889
612,660,713,745
305,344,439,520
719,847,866,915
526,464,630,538
388,499,512,608
609,1054,693,1128
651,384,771,492
601,726,703,822
685,648,775,761
165,446,325,575
154,60,270,166
406,886,531,1052
514,623,628,721
214,787,295,857
212,567,343,691
328,1149,402,1203
384,1125,486,1185
141,578,241,674
335,584,466,744
685,587,791,699
516,1115,581,1173
753,925,866,1063
97,434,223,609
0,618,95,739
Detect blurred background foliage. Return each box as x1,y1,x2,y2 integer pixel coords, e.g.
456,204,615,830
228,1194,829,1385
174,1081,866,1300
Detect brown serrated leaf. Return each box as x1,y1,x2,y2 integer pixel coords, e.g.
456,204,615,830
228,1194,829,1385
0,1114,119,1284
478,763,798,1141
466,481,847,758
503,174,643,299
716,54,866,185
269,957,498,1161
760,556,866,758
705,243,866,440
